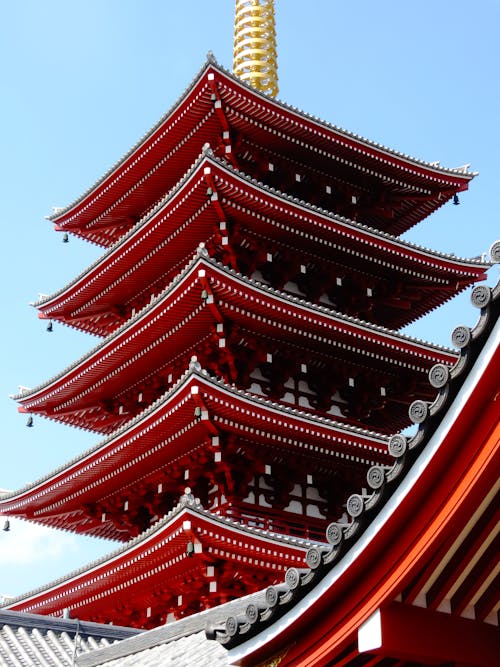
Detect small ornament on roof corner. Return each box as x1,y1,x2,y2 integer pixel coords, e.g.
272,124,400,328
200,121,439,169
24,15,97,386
326,522,343,546
180,487,195,505
197,242,209,256
201,143,213,157
189,355,201,371
245,603,260,625
206,50,217,64
388,433,407,458
225,615,239,637
346,493,364,518
367,465,385,490
409,400,429,424
265,585,279,607
305,546,323,569
285,567,301,590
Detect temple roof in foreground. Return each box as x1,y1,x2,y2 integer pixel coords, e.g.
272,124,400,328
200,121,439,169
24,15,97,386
0,609,139,667
76,591,265,667
214,279,499,665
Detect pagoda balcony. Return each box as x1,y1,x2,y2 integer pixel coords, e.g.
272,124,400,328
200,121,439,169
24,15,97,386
3,493,318,628
217,501,331,543
17,253,457,436
49,59,475,246
2,362,390,541
37,154,488,335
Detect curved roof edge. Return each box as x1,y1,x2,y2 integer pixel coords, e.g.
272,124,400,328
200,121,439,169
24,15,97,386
47,57,215,223
15,247,460,407
3,492,316,611
207,276,499,659
2,357,388,509
37,150,491,315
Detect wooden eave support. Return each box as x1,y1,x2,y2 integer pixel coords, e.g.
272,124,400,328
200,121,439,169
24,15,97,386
450,536,500,617
207,76,239,169
360,601,499,667
421,493,499,611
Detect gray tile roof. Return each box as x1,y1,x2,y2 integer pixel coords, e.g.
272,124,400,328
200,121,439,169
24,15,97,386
0,609,140,667
77,590,266,667
78,631,230,667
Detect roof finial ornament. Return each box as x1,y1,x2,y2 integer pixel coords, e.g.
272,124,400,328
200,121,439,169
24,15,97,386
233,0,278,98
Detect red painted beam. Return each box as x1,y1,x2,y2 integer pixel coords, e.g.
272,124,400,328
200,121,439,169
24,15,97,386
475,572,500,622
450,535,500,616
426,491,499,611
368,602,499,667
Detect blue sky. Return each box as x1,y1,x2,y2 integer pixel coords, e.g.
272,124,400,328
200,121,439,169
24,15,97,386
0,0,498,599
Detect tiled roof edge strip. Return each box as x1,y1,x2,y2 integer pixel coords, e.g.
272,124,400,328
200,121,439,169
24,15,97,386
0,609,140,640
214,277,500,652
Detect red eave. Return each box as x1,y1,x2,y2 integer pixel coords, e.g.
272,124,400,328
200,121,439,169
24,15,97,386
38,155,488,335
49,61,475,246
16,255,457,433
2,367,390,538
4,502,311,626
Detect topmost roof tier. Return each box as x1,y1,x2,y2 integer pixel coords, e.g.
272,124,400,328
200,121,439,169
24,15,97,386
49,56,475,247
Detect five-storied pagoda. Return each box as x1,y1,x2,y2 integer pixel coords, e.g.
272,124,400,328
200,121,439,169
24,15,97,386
0,0,496,646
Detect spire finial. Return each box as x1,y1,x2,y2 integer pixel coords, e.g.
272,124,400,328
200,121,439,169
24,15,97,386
233,0,278,98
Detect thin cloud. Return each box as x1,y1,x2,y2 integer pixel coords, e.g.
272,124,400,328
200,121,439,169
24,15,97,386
0,515,79,567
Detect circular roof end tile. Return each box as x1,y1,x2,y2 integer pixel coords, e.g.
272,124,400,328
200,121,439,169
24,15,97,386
388,433,407,458
451,325,471,349
471,285,492,309
409,400,429,424
429,363,450,388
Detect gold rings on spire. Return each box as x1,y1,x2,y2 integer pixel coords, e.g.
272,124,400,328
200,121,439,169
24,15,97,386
233,0,278,98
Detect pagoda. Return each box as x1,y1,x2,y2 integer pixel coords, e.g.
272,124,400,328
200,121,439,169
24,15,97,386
0,0,491,629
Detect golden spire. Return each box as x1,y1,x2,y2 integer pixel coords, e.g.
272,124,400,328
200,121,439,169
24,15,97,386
233,0,278,98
